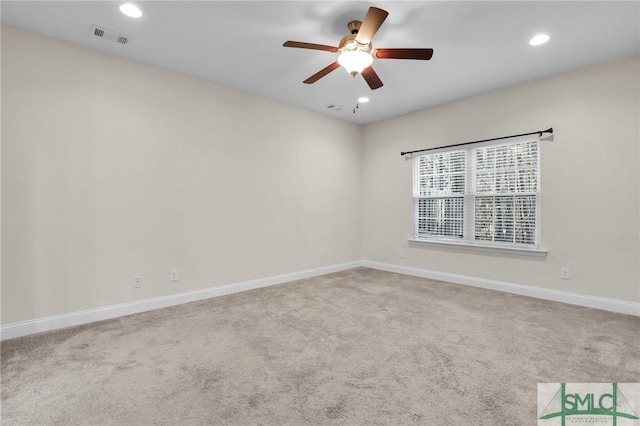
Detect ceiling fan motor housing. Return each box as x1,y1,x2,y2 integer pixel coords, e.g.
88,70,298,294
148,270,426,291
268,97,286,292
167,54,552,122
342,21,371,52
339,34,371,53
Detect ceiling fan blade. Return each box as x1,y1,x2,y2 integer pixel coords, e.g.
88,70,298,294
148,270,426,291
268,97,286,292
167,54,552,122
355,7,389,45
361,66,383,90
303,62,341,84
283,41,338,53
373,48,434,60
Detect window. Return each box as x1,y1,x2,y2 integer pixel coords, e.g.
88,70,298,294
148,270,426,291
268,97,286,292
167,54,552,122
413,135,540,251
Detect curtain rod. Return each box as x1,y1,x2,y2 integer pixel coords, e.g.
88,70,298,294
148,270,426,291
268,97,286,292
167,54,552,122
400,127,553,157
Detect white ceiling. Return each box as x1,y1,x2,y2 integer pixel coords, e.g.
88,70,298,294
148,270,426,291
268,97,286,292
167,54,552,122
2,1,639,125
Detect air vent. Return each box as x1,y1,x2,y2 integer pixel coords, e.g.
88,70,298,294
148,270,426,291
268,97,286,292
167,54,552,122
91,25,129,45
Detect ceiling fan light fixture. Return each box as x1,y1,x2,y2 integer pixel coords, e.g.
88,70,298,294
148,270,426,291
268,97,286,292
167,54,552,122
338,50,373,74
283,6,431,90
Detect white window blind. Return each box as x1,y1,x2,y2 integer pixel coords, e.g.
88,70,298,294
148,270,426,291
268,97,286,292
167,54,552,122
413,135,540,250
414,150,466,239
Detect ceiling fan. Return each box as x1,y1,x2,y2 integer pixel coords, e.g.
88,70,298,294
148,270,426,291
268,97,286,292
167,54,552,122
283,6,433,90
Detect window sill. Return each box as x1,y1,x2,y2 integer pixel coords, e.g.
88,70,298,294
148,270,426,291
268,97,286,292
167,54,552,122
408,238,548,257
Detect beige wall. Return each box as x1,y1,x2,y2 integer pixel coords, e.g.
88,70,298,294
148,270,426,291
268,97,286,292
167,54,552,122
361,55,640,303
2,25,639,327
1,25,362,324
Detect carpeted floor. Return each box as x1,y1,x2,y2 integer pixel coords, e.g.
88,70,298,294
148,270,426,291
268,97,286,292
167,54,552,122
1,268,639,425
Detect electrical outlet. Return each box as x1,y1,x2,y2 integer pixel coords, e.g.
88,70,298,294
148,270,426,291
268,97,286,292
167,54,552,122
319,250,325,260
399,249,406,259
560,267,571,280
133,276,142,288
170,269,178,282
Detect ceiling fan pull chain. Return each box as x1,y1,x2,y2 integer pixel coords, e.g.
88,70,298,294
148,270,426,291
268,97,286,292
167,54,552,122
352,75,359,114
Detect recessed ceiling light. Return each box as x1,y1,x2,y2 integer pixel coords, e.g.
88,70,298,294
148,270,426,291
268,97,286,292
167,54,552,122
358,97,370,103
529,34,550,46
120,3,142,18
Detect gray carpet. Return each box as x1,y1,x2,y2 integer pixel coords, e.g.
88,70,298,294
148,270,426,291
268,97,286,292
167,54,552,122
1,268,639,425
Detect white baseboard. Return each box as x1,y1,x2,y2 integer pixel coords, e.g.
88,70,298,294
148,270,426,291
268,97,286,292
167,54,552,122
361,260,640,317
0,261,361,341
3,259,638,340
